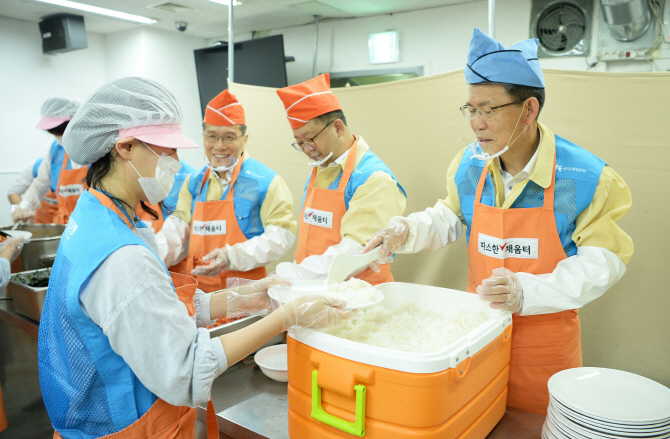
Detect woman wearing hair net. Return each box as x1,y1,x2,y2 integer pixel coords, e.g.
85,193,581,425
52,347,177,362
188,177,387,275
12,97,85,225
37,77,354,439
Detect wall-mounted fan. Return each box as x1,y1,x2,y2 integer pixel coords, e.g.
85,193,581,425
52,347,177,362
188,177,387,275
531,0,593,57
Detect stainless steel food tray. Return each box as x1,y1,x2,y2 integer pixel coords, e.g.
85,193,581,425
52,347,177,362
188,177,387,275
208,315,285,351
8,268,50,322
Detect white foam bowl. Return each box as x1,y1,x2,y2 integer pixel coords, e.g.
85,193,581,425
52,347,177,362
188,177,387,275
254,344,288,382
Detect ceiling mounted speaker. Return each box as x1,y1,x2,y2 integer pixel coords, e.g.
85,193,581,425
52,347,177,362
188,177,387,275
530,0,592,57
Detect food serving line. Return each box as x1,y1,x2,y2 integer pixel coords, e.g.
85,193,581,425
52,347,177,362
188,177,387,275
0,224,548,438
0,302,545,439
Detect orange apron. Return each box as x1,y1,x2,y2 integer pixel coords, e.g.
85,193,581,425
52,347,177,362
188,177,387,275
466,158,581,415
34,190,59,224
54,153,88,224
186,161,266,293
295,139,392,285
51,190,220,439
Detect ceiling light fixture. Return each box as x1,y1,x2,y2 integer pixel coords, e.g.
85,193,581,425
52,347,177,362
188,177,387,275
207,0,242,6
32,0,157,24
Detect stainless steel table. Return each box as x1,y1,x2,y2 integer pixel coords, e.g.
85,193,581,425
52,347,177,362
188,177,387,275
197,357,546,439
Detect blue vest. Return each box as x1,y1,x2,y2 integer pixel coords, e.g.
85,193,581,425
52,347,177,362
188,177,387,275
187,157,276,239
38,191,166,438
302,149,406,210
455,135,605,257
49,140,69,192
32,157,44,179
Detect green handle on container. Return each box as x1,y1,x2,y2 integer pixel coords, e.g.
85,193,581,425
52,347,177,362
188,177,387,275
311,369,366,437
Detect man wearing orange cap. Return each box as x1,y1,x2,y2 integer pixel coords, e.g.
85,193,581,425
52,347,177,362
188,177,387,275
275,74,406,284
156,89,296,292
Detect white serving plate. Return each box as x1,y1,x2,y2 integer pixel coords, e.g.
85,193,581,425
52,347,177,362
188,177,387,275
4,230,32,242
549,368,670,424
551,396,670,433
548,403,670,439
254,344,288,382
289,282,512,374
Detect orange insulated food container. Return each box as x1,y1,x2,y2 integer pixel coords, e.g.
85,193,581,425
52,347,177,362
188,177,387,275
287,282,513,439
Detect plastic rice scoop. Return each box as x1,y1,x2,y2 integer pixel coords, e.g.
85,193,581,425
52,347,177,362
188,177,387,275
327,247,382,285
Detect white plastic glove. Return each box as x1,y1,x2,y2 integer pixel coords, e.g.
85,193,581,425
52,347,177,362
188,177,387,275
0,237,25,263
11,207,35,224
476,267,523,314
362,217,410,273
278,294,356,332
225,277,291,318
191,247,229,277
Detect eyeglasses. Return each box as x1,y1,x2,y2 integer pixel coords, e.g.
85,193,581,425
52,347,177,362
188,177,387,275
459,100,523,121
203,133,242,144
291,120,334,152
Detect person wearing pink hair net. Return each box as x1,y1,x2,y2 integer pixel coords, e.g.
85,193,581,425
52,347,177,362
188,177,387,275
12,97,83,225
36,77,353,439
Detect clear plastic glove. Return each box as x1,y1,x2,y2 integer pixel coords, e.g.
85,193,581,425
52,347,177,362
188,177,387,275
0,237,25,263
225,276,292,318
362,217,410,273
11,207,35,223
279,294,356,332
476,267,523,314
191,247,228,277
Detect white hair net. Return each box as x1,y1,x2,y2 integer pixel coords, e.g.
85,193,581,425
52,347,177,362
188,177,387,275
40,97,80,118
62,77,185,166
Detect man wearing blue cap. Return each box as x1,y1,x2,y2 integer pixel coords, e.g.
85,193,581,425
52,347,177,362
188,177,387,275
364,28,633,415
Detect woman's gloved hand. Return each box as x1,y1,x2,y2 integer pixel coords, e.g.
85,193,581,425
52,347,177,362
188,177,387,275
226,277,291,318
11,207,35,224
476,267,523,314
362,217,410,273
0,237,25,263
279,294,356,331
191,247,228,277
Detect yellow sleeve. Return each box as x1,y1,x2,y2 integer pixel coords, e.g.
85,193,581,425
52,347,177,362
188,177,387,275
260,175,297,235
437,148,467,223
341,171,407,246
173,174,194,225
572,166,634,264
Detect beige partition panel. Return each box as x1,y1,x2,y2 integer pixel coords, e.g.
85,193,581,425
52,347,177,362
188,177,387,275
229,69,670,387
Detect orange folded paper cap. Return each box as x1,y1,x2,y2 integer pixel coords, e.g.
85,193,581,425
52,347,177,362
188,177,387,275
204,89,245,126
276,74,341,129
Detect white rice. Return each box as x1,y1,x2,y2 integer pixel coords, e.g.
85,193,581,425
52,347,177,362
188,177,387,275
325,278,381,307
322,304,490,353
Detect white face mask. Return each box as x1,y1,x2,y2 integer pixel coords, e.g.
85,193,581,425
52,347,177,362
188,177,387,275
307,133,340,168
463,99,528,161
128,141,181,205
207,157,238,174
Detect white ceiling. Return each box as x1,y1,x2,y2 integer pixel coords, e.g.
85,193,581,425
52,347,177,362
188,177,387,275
0,0,480,39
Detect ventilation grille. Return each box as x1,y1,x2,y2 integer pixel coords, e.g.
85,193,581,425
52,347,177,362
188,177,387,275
148,2,192,13
531,0,592,57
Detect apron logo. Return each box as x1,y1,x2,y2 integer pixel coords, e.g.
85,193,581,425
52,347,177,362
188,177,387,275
303,208,333,229
556,164,586,173
65,219,78,240
59,184,84,198
477,233,538,259
193,220,227,236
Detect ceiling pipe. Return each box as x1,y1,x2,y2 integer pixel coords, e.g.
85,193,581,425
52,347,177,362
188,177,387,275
312,15,321,78
228,1,234,83
488,0,496,38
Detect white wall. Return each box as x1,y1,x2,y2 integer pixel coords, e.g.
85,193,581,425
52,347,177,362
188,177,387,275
0,16,106,225
0,18,207,225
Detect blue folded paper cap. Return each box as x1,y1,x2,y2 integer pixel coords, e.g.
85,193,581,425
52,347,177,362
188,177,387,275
465,28,545,88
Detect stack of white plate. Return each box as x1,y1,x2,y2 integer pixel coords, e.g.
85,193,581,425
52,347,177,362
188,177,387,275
543,367,670,439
